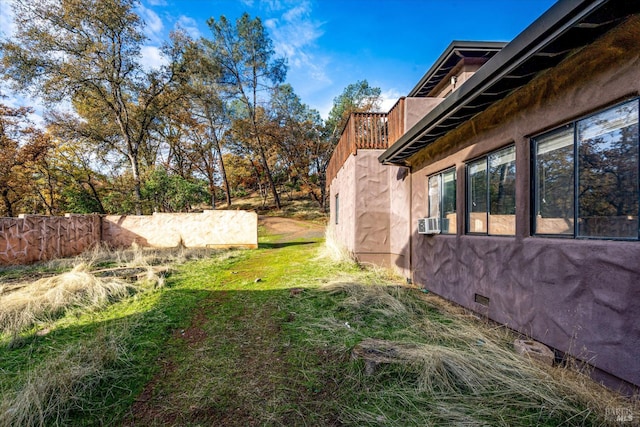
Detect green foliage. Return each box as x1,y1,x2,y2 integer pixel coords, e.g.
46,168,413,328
61,186,105,214
325,80,382,143
204,12,288,209
142,167,209,212
1,2,369,219
1,0,193,215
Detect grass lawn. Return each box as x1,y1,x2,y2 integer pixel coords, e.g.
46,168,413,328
0,218,636,426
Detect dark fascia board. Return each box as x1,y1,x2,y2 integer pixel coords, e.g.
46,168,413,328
407,40,507,98
379,0,610,165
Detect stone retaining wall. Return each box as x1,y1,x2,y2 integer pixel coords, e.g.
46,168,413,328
0,210,258,265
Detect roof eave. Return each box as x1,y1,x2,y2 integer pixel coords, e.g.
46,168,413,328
407,40,507,98
379,0,613,165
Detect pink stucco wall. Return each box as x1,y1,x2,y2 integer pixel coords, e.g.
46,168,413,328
329,154,357,253
409,18,640,388
329,150,411,277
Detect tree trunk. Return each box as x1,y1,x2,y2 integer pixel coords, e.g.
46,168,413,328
212,136,231,207
219,154,232,207
129,153,143,215
2,189,14,217
249,159,264,199
85,179,106,214
257,142,281,209
208,182,216,209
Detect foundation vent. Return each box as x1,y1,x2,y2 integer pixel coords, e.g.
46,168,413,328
474,293,490,306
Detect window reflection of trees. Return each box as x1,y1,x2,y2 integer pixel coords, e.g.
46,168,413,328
490,147,516,216
578,102,638,238
535,127,574,235
467,146,516,235
468,160,487,233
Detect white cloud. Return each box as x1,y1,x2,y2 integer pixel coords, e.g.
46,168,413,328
140,45,168,71
138,5,164,40
282,3,307,21
261,0,283,11
175,15,201,39
1,87,46,129
0,0,17,39
380,89,404,113
147,0,167,5
266,1,329,85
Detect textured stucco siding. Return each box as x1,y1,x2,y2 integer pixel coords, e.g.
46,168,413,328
413,235,640,386
354,150,390,261
409,19,640,387
389,166,411,277
329,150,411,275
404,97,444,131
329,154,357,253
103,210,258,249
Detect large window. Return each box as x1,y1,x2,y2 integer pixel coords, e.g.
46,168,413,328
533,99,639,239
467,146,516,235
428,168,456,234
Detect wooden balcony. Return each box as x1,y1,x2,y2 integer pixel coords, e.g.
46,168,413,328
326,99,406,188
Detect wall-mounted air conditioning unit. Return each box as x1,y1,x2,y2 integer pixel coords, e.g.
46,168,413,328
417,217,440,234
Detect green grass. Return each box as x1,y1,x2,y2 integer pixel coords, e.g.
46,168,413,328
1,223,637,426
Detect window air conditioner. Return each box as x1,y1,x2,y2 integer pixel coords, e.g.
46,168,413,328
417,217,441,234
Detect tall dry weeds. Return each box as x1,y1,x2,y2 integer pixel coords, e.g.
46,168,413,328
0,324,136,427
308,282,638,425
319,227,356,264
0,264,137,341
0,244,219,342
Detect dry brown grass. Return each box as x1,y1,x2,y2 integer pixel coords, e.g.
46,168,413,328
0,324,136,427
306,282,639,425
318,227,356,264
0,264,138,341
0,244,211,343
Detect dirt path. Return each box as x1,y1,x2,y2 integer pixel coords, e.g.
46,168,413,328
123,217,331,426
259,216,325,242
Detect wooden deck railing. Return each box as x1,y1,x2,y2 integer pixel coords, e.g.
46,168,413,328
387,97,405,146
326,112,389,188
326,102,407,189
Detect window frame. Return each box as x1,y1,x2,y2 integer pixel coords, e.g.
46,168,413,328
465,145,517,236
427,167,457,234
530,124,575,238
531,98,640,241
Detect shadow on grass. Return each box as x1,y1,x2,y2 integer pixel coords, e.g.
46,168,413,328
0,281,333,427
259,240,318,249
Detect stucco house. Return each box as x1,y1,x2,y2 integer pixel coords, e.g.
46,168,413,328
327,0,640,391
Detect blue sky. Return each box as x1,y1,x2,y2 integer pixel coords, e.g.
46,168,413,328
1,0,557,120
143,0,558,117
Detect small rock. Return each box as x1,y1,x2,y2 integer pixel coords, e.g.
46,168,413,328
36,328,51,337
289,287,304,297
254,278,262,283
514,338,554,366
